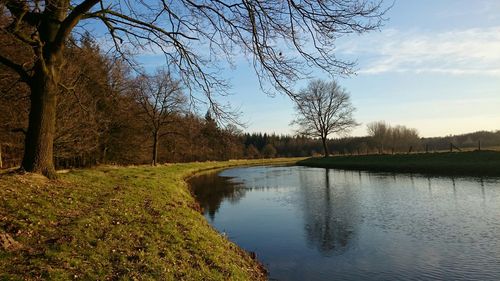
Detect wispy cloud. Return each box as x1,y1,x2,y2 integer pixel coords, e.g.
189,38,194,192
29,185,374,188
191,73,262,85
338,27,500,76
434,1,500,21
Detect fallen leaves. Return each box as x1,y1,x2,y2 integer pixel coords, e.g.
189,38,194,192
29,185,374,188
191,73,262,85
0,231,23,252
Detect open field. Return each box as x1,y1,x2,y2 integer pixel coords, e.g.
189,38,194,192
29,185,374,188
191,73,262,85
404,145,500,154
0,158,301,280
298,151,500,177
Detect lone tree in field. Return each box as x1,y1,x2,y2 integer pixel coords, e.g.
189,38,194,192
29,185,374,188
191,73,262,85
292,80,358,157
133,70,186,166
0,0,387,178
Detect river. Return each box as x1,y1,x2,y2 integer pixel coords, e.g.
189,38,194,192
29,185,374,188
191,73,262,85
189,165,500,281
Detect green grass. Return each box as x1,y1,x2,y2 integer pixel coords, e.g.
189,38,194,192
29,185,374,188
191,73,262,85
0,158,301,280
298,151,500,176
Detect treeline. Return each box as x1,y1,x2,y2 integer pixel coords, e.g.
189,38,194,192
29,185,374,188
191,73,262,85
343,130,500,154
241,128,500,158
0,34,245,168
2,32,499,168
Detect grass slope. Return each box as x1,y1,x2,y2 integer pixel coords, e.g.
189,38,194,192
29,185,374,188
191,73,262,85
298,151,500,176
0,159,299,280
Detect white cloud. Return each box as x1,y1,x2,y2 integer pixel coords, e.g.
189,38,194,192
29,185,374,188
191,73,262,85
338,27,500,76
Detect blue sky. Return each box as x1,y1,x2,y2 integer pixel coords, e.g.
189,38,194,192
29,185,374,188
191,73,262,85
137,0,500,138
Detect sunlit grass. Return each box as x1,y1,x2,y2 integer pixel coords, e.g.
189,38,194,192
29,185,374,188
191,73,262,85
299,151,500,176
0,158,300,280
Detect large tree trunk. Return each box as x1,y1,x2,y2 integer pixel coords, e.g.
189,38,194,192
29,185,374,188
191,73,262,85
20,1,68,179
22,61,60,178
321,136,329,157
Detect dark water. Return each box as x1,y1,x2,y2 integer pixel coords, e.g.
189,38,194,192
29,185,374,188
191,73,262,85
189,166,500,281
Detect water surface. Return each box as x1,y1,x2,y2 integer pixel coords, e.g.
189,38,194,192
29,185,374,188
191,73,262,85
190,166,500,281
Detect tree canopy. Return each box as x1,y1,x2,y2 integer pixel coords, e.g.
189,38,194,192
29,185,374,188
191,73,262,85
292,79,358,156
1,0,387,177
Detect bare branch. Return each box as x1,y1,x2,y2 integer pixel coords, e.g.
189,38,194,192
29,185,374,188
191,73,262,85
53,0,101,50
0,53,30,82
291,79,359,156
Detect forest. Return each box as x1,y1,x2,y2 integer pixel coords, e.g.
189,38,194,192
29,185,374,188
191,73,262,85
1,6,499,171
1,30,498,170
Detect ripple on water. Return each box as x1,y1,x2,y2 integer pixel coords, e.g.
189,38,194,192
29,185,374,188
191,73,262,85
191,166,500,281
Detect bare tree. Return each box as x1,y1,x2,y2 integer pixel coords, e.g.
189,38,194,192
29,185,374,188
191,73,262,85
368,121,420,154
262,143,277,158
367,121,389,153
54,36,112,166
292,79,358,157
367,121,421,154
389,125,419,153
0,0,387,177
133,70,186,166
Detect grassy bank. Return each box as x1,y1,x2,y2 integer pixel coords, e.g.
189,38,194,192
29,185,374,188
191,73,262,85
0,158,300,280
298,151,500,176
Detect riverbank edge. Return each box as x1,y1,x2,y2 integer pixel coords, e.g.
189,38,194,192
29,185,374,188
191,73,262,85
0,158,302,280
297,150,500,177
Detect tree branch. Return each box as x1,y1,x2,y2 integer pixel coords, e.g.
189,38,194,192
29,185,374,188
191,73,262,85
53,0,101,49
0,54,30,82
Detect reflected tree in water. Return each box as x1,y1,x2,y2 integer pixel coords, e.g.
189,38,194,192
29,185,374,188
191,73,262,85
299,169,357,256
189,173,247,220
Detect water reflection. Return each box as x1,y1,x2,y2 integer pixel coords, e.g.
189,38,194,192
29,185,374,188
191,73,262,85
190,166,500,281
300,169,355,256
189,173,246,220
